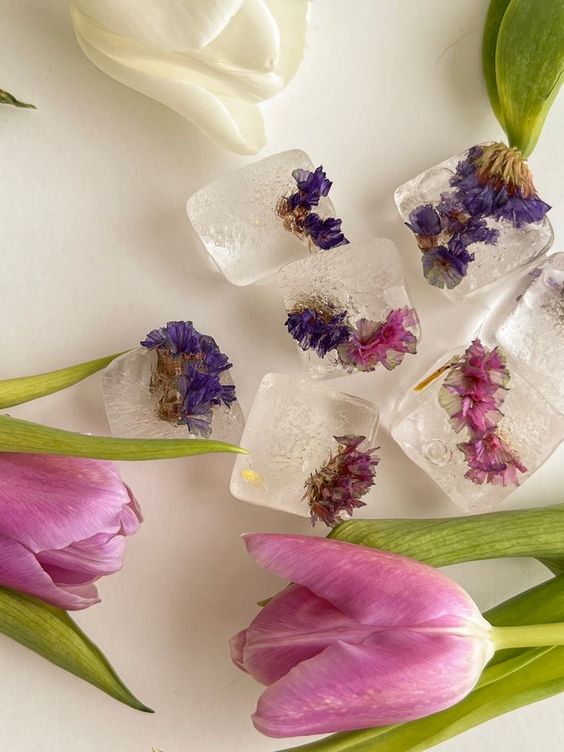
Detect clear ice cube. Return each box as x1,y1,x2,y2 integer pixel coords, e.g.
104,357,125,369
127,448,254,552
186,150,336,286
391,351,564,512
278,238,420,380
491,253,564,415
394,146,553,301
103,348,244,443
230,373,379,517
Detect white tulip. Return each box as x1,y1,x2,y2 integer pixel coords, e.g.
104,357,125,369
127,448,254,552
69,0,309,155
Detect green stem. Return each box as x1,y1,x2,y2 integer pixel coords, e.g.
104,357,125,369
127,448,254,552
493,623,564,651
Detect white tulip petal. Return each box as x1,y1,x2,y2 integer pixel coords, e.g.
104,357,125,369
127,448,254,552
74,27,266,154
206,0,280,74
70,0,244,51
265,0,309,84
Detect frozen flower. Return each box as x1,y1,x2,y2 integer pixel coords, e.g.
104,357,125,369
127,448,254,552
436,194,471,234
421,243,474,289
285,307,351,358
451,142,550,228
288,166,332,210
303,436,379,527
304,213,349,250
231,534,494,736
439,340,509,435
141,320,236,434
407,204,442,240
456,216,499,248
458,431,527,486
338,308,418,372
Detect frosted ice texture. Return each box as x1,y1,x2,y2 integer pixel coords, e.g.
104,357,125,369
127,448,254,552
230,373,379,517
278,239,420,379
494,253,564,415
187,150,336,286
103,348,244,443
394,147,553,301
391,352,564,512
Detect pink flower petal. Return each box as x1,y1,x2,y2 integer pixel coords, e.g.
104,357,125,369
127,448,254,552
253,631,493,737
0,534,99,610
0,454,134,553
37,533,127,586
236,584,371,686
243,534,486,630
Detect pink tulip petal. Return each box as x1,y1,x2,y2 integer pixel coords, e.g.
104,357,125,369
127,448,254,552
0,454,133,553
253,631,493,737
243,534,485,630
0,535,99,610
37,533,127,586
239,584,373,686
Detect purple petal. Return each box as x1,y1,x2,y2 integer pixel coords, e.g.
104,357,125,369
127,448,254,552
0,454,134,553
235,584,368,686
243,535,484,629
0,534,100,610
253,631,492,737
37,532,127,586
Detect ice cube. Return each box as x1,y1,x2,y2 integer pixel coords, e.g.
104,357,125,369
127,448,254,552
187,150,337,286
278,238,420,380
395,145,553,301
103,348,244,443
391,350,564,512
230,373,379,518
492,253,564,415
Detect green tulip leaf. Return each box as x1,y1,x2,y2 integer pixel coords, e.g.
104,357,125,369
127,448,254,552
489,0,564,156
329,504,564,570
0,587,150,711
482,0,513,127
0,88,36,109
0,353,123,409
0,414,246,460
278,575,564,752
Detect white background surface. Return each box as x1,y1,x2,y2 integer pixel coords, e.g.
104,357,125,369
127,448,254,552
2,1,564,750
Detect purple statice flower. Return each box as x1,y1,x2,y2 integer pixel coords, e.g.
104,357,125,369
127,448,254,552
288,166,332,210
456,217,499,248
141,320,202,356
436,194,471,234
458,431,527,486
450,143,551,229
177,365,235,437
286,307,351,358
439,339,509,436
406,204,442,238
304,213,349,250
303,435,379,527
338,308,418,372
421,242,474,289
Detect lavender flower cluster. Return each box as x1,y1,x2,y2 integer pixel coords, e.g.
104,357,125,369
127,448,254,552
303,435,379,527
285,304,418,372
277,165,349,250
407,143,551,290
438,339,526,486
141,320,236,437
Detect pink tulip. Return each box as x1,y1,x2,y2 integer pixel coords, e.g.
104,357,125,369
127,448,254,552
0,453,141,610
231,534,494,737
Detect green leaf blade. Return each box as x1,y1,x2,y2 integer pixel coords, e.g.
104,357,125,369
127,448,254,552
0,88,36,109
496,0,564,156
329,504,564,569
0,415,246,460
482,0,513,128
0,353,123,409
0,587,150,711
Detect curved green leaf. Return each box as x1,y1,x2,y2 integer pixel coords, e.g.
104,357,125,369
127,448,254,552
0,587,150,711
482,0,513,127
0,353,123,409
496,0,564,156
277,576,564,752
329,504,564,569
0,414,246,460
0,88,36,109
